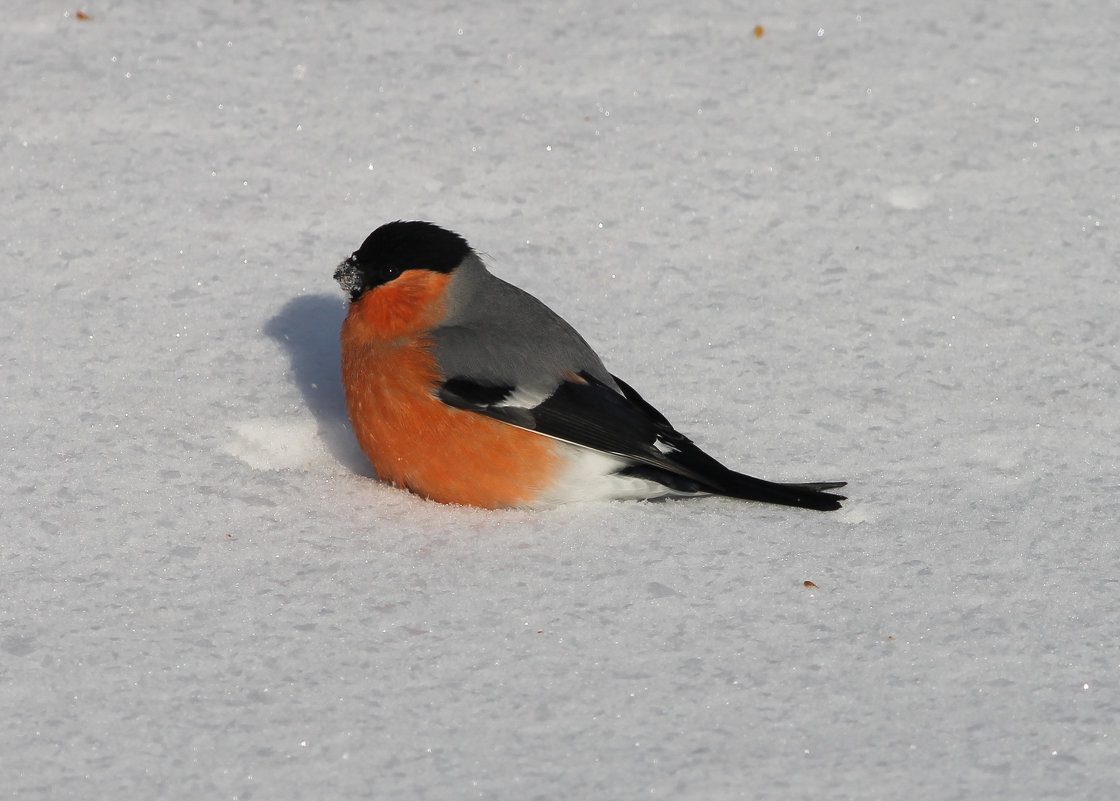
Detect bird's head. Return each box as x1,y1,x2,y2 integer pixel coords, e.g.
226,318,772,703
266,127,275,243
334,220,471,303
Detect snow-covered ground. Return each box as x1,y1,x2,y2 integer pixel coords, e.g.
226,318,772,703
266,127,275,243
3,1,1118,798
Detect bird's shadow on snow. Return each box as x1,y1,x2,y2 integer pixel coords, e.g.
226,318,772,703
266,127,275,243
264,294,374,477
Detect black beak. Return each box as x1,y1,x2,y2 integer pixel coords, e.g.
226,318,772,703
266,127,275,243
334,255,363,300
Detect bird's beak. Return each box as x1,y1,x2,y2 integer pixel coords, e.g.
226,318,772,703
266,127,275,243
334,256,363,298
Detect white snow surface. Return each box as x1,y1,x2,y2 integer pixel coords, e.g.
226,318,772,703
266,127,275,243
3,1,1119,799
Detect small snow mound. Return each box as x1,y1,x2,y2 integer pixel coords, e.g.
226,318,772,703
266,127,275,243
225,418,324,470
838,503,876,524
885,186,931,210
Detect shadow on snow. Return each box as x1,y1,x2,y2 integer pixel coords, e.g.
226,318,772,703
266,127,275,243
264,294,374,477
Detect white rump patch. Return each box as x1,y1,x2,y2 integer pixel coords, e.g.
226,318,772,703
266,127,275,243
526,443,705,507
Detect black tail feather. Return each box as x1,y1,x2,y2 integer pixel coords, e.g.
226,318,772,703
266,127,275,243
779,481,847,491
638,428,848,510
618,464,847,511
716,472,847,511
608,374,848,511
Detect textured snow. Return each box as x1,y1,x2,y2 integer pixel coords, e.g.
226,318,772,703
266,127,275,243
3,1,1119,799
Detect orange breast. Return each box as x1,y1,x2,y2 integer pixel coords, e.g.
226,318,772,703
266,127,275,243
339,271,560,509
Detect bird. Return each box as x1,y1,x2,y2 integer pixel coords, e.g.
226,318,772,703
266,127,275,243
334,221,846,511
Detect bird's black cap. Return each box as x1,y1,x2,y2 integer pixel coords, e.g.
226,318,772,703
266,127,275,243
334,221,471,302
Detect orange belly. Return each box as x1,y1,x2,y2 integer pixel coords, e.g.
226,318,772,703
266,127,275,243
340,328,560,509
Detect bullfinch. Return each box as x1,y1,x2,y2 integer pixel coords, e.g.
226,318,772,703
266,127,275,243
334,221,846,511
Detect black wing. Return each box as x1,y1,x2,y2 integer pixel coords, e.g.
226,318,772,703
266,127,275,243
438,372,847,511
